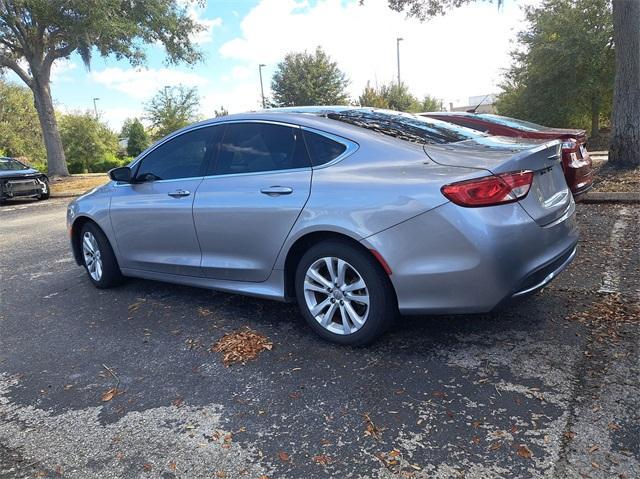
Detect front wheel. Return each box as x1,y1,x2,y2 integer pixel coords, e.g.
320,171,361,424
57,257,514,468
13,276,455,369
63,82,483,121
37,178,50,200
80,222,123,288
295,240,397,345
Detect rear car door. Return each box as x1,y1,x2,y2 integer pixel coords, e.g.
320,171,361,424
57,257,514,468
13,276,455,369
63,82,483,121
193,121,312,282
109,126,223,276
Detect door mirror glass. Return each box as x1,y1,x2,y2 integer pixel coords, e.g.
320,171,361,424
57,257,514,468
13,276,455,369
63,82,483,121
109,166,132,183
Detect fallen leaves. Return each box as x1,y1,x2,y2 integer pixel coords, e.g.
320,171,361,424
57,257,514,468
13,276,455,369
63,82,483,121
516,444,532,459
363,412,382,440
567,293,640,325
278,451,290,462
101,387,121,402
312,454,331,465
211,327,273,366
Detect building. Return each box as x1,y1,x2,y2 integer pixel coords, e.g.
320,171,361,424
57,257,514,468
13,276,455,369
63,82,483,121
449,94,497,114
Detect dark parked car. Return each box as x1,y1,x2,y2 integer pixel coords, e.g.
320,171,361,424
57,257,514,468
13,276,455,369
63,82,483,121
421,113,594,196
0,157,50,203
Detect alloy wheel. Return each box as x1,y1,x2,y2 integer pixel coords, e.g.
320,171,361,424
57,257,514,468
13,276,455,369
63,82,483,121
303,256,370,335
82,231,103,281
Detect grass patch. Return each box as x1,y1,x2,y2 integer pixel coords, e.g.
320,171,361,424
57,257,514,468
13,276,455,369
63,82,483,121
50,174,110,196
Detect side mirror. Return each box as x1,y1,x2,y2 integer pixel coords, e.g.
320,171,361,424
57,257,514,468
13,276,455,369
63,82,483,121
109,166,132,183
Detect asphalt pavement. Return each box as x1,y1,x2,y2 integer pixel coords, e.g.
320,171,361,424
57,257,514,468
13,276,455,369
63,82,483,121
1,197,638,479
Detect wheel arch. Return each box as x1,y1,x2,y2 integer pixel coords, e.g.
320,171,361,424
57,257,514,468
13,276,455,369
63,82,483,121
282,230,396,301
70,216,102,266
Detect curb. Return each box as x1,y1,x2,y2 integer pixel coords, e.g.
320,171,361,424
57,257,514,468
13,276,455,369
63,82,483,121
50,193,82,199
580,192,640,204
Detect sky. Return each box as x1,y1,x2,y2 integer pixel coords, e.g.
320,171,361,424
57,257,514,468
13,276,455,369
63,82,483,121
8,0,539,131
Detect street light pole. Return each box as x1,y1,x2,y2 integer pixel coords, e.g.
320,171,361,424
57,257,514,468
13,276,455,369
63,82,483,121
258,63,266,109
396,37,403,85
92,97,100,118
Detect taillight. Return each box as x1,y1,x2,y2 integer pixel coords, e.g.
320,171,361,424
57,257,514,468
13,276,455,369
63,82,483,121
561,139,577,150
441,171,534,207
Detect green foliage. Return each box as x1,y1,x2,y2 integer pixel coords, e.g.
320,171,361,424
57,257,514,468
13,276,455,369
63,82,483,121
214,106,229,118
145,86,201,140
495,0,614,135
126,119,150,157
419,94,444,112
0,78,46,161
358,81,442,113
59,112,120,173
271,47,350,107
358,82,390,108
0,0,204,71
385,0,481,20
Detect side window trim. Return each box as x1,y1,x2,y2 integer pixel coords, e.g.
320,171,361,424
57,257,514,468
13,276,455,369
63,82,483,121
125,124,223,184
300,127,359,169
206,120,312,178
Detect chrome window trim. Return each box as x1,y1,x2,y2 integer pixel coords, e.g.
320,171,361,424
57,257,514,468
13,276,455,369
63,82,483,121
122,119,308,184
300,127,359,169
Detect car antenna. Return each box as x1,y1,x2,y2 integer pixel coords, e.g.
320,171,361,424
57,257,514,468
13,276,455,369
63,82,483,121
466,93,491,114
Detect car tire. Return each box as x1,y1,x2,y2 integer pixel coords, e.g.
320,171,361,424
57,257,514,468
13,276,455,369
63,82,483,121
294,240,397,345
80,222,123,289
37,178,50,200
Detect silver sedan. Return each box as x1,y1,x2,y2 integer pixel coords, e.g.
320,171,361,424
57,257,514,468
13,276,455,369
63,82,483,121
67,108,578,344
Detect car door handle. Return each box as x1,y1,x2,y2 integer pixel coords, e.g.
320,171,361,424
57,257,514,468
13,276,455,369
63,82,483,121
260,186,293,196
168,189,191,198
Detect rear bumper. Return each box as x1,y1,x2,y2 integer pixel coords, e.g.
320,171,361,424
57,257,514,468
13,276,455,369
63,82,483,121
362,200,579,315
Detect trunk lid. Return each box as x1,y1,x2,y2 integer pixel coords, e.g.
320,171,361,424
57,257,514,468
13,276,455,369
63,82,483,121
424,136,572,226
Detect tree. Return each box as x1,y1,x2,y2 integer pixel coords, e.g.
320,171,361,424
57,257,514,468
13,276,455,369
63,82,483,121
610,0,639,168
145,85,201,140
271,47,350,106
126,119,149,157
494,0,614,138
214,106,229,117
419,94,444,112
0,76,45,160
381,0,639,168
358,81,442,112
358,82,389,108
59,112,119,173
0,1,204,177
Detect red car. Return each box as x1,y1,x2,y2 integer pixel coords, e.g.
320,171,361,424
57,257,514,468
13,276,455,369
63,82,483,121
421,112,594,196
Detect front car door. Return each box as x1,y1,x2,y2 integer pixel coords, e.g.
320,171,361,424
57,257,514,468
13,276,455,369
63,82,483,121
193,121,312,282
110,125,222,276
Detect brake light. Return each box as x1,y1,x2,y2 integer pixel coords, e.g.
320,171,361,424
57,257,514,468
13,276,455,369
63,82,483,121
561,139,577,151
441,171,534,207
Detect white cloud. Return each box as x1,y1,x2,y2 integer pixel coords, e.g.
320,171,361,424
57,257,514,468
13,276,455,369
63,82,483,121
179,0,222,44
51,59,78,82
90,67,209,100
219,0,538,107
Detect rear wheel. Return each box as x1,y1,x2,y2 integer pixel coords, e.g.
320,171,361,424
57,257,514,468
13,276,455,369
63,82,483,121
80,222,123,288
295,240,397,345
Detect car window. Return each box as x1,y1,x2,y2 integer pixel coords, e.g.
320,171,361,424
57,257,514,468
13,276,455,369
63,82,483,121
477,114,550,132
303,130,347,166
135,126,222,181
0,157,28,171
213,123,310,175
327,109,484,145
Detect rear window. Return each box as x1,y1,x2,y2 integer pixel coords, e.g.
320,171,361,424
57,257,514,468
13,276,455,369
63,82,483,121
326,109,484,145
477,114,550,132
302,130,347,166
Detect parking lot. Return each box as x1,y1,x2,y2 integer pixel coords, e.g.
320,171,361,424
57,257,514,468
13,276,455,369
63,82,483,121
1,198,639,478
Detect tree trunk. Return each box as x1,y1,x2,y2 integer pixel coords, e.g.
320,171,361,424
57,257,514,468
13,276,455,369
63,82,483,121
590,96,600,140
609,0,640,169
31,72,69,177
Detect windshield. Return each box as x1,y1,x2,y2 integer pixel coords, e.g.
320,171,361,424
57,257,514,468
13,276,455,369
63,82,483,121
477,114,551,132
0,157,28,171
326,109,485,145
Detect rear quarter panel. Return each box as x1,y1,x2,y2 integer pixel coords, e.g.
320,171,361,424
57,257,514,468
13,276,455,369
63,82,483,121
273,135,487,269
